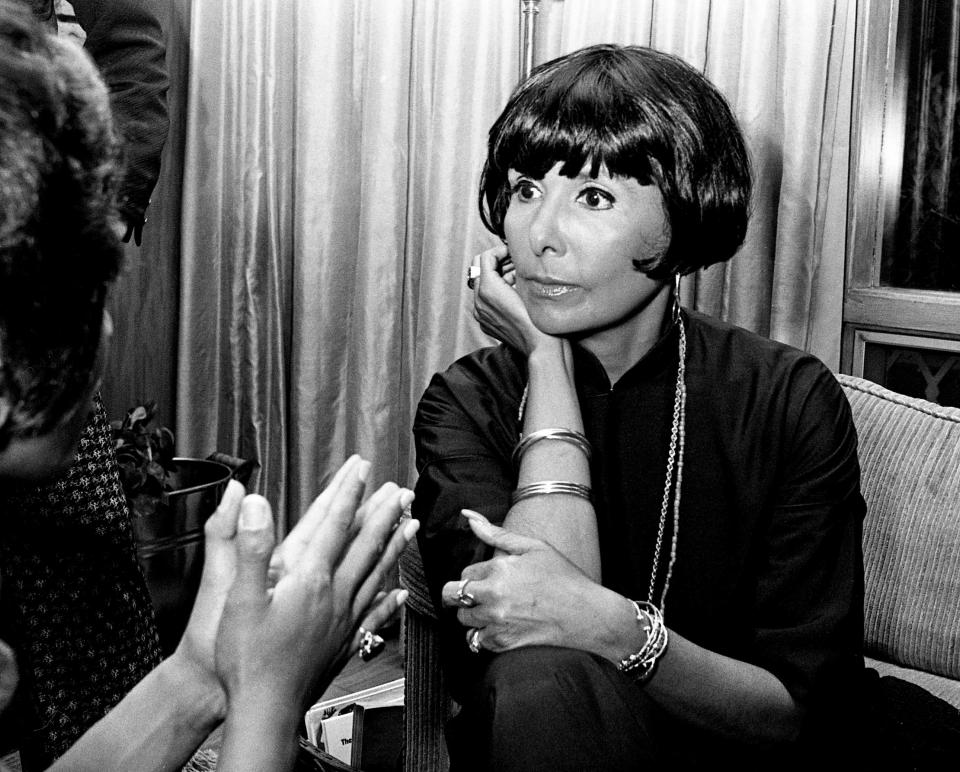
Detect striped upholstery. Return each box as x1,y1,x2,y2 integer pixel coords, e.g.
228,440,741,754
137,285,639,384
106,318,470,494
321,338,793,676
838,375,960,686
400,374,960,770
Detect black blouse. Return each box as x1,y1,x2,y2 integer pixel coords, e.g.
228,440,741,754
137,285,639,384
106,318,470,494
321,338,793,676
413,310,866,723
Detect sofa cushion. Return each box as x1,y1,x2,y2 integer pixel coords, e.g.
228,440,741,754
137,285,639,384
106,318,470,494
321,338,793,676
838,375,960,680
865,657,960,711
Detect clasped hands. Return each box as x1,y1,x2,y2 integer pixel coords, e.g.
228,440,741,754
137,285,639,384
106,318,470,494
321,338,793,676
440,510,602,654
173,454,418,725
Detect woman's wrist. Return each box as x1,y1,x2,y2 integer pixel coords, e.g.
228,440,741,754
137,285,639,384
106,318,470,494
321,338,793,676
217,690,302,770
524,339,581,431
164,648,228,729
526,335,571,374
579,585,650,666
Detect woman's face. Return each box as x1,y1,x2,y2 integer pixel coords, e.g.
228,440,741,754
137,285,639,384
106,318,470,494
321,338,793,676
503,162,672,352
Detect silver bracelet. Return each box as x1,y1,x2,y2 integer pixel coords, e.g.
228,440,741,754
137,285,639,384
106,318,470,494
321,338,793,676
510,480,592,506
617,600,668,683
511,427,592,469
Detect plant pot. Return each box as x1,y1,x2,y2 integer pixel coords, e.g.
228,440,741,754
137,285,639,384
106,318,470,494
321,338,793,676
132,457,232,655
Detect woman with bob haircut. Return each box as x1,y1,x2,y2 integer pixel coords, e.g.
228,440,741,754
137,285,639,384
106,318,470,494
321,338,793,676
412,44,869,768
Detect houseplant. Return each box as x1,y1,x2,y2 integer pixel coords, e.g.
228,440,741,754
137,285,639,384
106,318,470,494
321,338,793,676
111,401,177,519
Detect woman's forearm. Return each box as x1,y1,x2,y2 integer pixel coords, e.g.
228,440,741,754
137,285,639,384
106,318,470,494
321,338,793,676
645,629,803,743
503,340,601,580
580,583,803,744
48,653,224,772
215,694,300,771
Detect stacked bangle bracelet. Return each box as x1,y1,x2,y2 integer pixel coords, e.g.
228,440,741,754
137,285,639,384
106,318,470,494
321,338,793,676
511,427,592,469
510,480,592,506
617,600,668,683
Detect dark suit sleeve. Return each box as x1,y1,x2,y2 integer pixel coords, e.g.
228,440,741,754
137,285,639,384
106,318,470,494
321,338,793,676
412,347,524,699
72,0,169,236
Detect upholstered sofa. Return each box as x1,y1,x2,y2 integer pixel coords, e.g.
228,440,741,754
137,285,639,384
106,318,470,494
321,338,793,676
837,374,960,710
399,373,960,771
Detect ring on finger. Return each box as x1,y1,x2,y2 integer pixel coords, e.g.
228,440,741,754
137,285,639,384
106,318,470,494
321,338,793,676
467,627,482,654
466,265,481,290
358,627,386,662
456,578,476,608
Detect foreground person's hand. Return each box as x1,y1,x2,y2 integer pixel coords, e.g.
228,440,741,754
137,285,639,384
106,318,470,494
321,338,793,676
214,457,417,770
168,478,247,722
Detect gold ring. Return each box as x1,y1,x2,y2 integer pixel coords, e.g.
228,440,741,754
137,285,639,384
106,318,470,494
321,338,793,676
467,627,482,654
456,578,476,608
466,265,481,290
358,627,385,661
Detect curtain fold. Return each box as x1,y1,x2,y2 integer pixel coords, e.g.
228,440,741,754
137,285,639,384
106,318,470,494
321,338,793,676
177,0,857,526
178,0,295,516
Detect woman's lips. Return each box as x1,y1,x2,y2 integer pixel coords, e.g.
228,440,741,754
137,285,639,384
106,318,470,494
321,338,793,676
526,279,579,297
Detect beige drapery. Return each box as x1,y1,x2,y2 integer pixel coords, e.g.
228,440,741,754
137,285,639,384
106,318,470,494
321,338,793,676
177,0,856,527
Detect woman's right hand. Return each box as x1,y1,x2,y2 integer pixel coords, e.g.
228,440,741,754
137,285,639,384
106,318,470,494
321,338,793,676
214,458,417,717
470,245,558,357
173,457,417,730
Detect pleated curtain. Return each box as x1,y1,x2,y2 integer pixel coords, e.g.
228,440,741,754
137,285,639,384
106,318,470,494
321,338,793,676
177,0,856,528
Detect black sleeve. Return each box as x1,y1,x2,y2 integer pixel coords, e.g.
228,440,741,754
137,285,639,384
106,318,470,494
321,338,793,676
411,347,525,698
72,0,169,235
749,363,866,716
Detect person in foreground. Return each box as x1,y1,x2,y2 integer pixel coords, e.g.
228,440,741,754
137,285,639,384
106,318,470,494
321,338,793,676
413,44,868,769
0,3,417,769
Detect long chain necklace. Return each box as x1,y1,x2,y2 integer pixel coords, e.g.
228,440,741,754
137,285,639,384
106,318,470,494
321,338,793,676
515,312,688,616
648,314,686,613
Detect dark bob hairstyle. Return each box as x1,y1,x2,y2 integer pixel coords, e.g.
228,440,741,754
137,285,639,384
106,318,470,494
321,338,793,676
0,0,121,445
479,44,751,279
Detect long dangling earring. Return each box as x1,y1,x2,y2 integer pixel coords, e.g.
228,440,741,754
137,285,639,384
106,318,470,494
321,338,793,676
672,272,682,324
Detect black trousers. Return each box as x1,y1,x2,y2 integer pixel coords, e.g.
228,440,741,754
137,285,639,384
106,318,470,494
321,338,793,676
446,646,960,771
445,645,801,771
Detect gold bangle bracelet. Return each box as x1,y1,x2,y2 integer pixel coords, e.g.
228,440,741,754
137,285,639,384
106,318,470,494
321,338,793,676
617,600,668,683
511,427,592,469
510,480,592,506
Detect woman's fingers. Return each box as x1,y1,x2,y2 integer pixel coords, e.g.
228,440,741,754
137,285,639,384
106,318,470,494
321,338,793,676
301,481,396,578
463,509,538,555
439,561,491,608
478,247,509,281
204,480,245,547
273,455,366,572
198,479,245,586
469,244,510,294
349,506,419,619
230,495,277,607
349,588,409,655
298,458,370,574
335,486,416,612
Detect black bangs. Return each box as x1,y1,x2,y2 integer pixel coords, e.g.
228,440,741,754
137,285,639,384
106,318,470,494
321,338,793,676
490,65,658,186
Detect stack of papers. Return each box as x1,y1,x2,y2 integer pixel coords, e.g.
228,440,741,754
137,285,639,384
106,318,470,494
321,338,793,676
304,678,404,770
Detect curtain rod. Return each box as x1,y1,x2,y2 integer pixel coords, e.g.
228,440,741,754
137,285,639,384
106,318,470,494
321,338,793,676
519,0,541,81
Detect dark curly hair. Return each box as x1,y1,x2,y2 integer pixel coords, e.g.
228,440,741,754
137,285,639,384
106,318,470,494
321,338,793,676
0,0,122,447
479,44,751,280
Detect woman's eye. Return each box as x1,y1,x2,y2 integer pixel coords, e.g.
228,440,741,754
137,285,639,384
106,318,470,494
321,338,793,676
511,180,540,202
578,187,614,209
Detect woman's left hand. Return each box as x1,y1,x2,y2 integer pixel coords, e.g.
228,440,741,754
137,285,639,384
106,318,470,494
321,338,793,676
470,246,559,357
440,510,605,653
